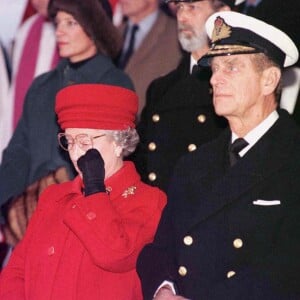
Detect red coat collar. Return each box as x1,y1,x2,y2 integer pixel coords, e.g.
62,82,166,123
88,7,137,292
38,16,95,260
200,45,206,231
60,161,140,201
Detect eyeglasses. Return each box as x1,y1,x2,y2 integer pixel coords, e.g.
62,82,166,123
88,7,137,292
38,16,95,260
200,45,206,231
58,133,106,152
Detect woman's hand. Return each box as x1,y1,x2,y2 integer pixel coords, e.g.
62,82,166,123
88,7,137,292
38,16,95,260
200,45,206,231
77,149,106,196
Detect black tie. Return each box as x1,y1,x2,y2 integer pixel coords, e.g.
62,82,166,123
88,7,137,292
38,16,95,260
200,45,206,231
118,24,139,69
192,64,200,75
229,138,249,166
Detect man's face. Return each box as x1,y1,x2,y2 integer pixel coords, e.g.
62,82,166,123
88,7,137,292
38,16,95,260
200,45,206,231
210,54,264,121
119,0,158,21
176,1,215,52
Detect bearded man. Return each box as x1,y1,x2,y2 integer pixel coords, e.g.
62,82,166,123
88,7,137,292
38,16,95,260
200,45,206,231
133,0,244,191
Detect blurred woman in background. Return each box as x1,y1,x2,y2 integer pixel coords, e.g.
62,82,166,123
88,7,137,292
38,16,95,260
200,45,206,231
0,0,133,249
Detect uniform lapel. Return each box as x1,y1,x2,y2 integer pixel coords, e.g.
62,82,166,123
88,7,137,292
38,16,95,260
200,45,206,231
187,111,297,228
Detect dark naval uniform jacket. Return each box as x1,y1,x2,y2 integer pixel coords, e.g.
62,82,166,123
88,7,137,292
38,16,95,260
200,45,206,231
137,109,300,299
133,54,227,191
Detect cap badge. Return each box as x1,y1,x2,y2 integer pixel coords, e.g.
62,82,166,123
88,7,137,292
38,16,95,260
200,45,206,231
211,17,232,44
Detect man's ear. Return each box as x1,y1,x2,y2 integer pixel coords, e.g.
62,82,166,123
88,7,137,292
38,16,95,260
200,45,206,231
261,66,281,96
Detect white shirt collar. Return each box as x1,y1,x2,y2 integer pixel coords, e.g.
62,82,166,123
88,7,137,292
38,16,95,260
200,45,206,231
232,110,279,156
190,55,198,74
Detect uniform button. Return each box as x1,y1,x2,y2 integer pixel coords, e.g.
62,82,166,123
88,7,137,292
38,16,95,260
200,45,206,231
152,114,160,123
178,266,187,277
227,270,236,279
48,246,55,256
183,235,193,246
72,204,77,209
86,211,96,220
233,238,243,249
197,114,206,123
188,144,197,152
148,142,157,151
148,172,157,182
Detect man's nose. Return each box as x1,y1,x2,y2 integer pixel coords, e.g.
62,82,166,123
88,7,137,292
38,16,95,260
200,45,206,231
210,70,223,86
177,8,188,23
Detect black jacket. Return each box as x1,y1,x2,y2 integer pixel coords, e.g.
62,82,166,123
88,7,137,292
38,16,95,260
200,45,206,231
132,54,227,191
137,109,300,299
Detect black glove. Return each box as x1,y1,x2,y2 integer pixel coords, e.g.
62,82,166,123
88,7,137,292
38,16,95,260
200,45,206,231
77,149,106,196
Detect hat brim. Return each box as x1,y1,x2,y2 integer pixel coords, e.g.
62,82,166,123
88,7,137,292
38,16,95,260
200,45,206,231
198,44,261,66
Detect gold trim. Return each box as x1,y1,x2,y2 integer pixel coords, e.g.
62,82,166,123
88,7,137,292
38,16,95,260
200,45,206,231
207,44,257,56
122,186,137,198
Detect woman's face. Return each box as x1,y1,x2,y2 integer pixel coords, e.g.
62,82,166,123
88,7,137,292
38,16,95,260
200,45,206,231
54,11,97,62
65,128,123,180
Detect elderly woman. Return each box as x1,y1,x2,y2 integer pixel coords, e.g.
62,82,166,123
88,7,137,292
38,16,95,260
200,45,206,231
0,83,167,299
0,0,133,246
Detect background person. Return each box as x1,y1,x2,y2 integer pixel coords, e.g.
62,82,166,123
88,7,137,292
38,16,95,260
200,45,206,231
117,0,182,117
137,11,300,299
0,0,131,248
133,0,245,191
0,83,167,299
0,0,59,162
0,0,35,55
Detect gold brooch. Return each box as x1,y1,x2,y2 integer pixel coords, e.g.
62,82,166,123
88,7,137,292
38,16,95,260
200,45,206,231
122,186,137,198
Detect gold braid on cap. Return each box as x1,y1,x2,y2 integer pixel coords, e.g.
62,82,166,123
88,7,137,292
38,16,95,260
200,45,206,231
208,44,258,56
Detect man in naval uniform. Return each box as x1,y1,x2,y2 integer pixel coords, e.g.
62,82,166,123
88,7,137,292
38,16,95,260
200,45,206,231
137,11,300,300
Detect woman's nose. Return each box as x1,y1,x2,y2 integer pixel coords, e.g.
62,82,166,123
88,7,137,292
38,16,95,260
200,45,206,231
71,144,86,161
55,23,65,36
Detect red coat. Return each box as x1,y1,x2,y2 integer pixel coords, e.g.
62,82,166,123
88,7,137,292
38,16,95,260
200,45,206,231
0,162,166,300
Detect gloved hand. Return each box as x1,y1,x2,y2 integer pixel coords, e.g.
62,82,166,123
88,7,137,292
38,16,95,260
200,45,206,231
77,149,106,196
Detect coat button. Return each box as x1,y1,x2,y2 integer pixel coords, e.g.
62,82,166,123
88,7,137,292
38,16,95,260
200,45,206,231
183,235,193,246
233,238,243,249
148,142,157,151
148,172,157,182
227,270,236,278
197,114,206,123
48,246,55,256
72,204,77,209
178,266,187,277
86,211,96,220
188,144,197,152
152,114,160,123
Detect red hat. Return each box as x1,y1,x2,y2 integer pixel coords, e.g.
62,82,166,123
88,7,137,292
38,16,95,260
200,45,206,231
55,84,138,130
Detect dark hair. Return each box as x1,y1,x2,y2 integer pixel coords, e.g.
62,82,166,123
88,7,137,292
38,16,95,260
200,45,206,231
48,0,122,59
